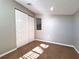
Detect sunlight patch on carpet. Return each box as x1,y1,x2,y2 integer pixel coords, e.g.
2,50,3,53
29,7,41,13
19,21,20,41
40,44,49,49
19,43,49,59
32,46,44,54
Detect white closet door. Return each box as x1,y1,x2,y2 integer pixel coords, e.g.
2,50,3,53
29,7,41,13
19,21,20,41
15,10,29,48
28,16,35,42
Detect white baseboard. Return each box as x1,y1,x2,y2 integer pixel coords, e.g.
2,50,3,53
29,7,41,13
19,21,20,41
0,48,17,58
17,40,35,48
35,39,79,54
0,39,79,58
0,40,35,58
35,39,74,47
73,47,79,54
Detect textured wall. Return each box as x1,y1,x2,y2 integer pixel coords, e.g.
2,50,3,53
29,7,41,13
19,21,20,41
74,11,79,51
35,15,73,45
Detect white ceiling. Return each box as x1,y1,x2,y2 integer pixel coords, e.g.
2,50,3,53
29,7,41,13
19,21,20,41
16,0,79,15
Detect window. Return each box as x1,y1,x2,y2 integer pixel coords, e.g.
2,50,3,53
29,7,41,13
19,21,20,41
36,18,42,30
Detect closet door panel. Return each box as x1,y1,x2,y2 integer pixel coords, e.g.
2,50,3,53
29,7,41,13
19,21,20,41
28,16,35,42
15,10,29,48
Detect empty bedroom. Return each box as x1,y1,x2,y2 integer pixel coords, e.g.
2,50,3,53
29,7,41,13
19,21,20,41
0,0,79,59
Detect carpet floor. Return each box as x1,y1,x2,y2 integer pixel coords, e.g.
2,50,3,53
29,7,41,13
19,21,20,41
0,40,79,59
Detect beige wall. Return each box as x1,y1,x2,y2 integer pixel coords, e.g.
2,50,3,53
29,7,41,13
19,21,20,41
74,11,79,51
35,15,74,45
35,14,79,52
0,0,35,55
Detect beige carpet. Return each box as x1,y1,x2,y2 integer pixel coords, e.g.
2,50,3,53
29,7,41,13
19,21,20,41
0,40,79,59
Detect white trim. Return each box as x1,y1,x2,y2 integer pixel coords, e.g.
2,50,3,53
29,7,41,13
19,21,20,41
35,39,79,54
73,46,79,54
0,48,17,58
35,39,74,47
17,40,35,48
0,39,79,58
0,40,35,58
